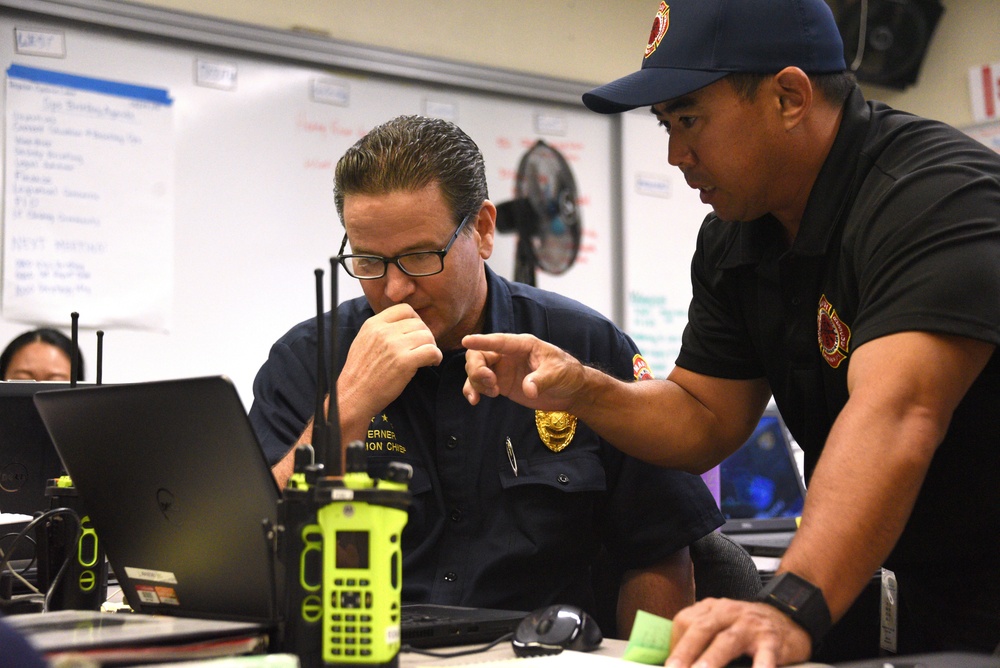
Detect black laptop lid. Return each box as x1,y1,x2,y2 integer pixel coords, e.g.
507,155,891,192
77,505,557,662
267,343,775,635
720,410,806,533
33,376,281,623
0,381,76,515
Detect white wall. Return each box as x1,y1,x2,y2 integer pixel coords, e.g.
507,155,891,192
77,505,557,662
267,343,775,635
128,0,1000,127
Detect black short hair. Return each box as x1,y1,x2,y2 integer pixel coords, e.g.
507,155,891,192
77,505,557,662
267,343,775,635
727,71,857,107
0,328,84,380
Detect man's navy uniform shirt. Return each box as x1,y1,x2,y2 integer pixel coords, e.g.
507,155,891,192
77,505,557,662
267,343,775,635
251,266,722,615
676,86,1000,652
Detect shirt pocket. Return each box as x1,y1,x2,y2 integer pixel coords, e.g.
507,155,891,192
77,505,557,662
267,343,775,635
497,450,607,557
498,450,607,493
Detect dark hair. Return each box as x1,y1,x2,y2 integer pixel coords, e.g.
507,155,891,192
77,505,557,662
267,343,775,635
334,115,488,228
727,71,857,107
0,328,84,381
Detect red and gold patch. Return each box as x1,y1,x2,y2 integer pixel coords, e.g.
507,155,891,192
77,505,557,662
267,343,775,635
817,294,851,368
644,2,670,59
632,354,654,380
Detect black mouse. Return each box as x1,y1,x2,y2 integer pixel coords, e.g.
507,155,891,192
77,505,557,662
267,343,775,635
511,604,603,657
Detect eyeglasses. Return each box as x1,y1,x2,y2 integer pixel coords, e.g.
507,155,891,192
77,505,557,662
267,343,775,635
335,210,475,280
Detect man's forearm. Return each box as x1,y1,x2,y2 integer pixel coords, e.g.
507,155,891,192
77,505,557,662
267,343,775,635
570,366,769,472
777,412,937,621
780,332,993,621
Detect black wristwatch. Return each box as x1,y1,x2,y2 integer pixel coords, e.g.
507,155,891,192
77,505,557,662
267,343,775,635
757,572,832,648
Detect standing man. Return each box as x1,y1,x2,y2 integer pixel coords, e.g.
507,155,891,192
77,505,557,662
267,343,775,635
249,115,723,636
464,0,1000,665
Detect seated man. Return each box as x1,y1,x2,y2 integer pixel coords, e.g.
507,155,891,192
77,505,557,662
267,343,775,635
248,115,722,636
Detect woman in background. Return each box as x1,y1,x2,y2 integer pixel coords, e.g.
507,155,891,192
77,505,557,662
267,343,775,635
0,328,83,382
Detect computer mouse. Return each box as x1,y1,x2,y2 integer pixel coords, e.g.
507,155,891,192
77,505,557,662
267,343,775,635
511,603,603,657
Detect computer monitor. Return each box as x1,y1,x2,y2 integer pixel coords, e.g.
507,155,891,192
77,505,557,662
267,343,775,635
719,409,806,531
0,381,77,516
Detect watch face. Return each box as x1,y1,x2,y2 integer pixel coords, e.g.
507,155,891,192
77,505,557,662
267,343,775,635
773,575,812,610
761,572,832,645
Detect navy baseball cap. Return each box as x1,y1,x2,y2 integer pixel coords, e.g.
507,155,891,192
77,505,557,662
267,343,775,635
583,0,847,114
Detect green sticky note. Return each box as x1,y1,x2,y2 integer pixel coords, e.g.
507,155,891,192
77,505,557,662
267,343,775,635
623,609,673,665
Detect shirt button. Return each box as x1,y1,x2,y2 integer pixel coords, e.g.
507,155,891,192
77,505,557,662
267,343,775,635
557,474,570,485
791,297,801,306
446,435,459,449
450,509,463,522
444,572,457,582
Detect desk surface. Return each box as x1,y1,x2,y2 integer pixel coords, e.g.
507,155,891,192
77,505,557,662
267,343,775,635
399,638,630,666
398,638,834,667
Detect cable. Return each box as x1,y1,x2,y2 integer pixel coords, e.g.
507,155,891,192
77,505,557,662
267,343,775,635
849,0,869,72
0,507,81,605
41,507,83,612
401,632,515,658
0,530,41,596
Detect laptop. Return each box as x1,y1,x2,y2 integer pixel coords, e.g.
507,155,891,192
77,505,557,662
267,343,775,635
3,609,268,661
32,375,526,652
33,376,281,625
719,409,806,557
0,381,75,517
401,604,525,648
0,381,85,572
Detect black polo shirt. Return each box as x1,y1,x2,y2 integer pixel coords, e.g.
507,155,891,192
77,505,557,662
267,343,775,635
676,87,1000,651
251,266,722,616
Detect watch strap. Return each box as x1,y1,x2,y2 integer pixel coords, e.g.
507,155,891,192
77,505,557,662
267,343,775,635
757,571,832,647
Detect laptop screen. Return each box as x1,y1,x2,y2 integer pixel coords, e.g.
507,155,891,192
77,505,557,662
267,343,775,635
33,376,281,623
719,411,805,530
0,381,77,516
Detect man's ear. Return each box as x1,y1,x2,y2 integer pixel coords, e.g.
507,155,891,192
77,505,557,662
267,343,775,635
772,67,812,130
476,200,497,259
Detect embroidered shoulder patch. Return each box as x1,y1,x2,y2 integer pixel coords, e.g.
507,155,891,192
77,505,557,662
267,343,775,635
817,294,851,368
633,354,655,380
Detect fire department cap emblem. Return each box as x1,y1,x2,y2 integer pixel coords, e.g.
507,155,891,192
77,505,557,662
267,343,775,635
644,2,670,59
817,294,851,368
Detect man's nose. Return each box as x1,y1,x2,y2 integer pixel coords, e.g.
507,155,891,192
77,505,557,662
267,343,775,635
667,135,694,170
382,262,416,301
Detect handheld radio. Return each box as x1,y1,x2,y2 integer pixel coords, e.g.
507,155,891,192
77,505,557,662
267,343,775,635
316,442,410,664
35,315,109,612
36,477,108,611
278,262,411,667
36,476,108,610
277,445,326,668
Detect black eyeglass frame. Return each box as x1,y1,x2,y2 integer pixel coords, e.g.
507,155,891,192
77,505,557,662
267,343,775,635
334,210,476,280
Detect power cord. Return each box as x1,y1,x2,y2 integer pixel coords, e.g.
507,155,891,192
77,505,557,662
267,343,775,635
849,0,869,72
401,632,515,658
0,507,82,610
1,530,39,596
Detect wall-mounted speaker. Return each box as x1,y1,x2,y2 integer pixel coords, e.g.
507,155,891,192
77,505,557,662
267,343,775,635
834,0,944,89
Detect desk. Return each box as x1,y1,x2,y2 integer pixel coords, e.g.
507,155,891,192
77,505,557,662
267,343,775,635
398,638,834,667
400,638,630,666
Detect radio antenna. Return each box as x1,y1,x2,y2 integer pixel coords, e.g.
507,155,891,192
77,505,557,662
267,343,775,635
312,269,329,466
70,312,79,387
323,257,343,476
96,330,104,385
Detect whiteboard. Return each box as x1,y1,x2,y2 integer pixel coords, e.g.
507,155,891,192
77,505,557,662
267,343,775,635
5,63,176,329
0,4,616,405
621,108,711,379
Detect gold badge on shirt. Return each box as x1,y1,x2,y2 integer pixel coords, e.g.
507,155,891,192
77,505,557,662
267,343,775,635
535,410,577,452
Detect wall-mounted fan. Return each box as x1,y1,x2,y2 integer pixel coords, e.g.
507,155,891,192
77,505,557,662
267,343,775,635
833,0,943,90
496,140,581,286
